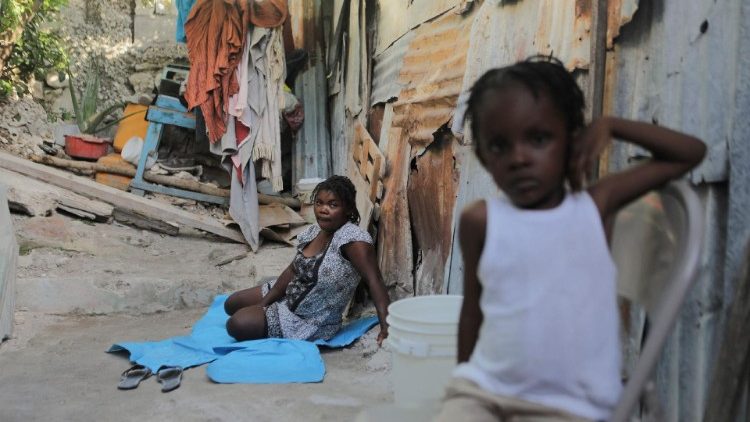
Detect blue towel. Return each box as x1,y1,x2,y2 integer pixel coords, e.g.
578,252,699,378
207,339,325,384
315,316,379,348
108,295,378,383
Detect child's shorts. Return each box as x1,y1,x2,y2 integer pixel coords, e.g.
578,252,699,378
434,378,594,422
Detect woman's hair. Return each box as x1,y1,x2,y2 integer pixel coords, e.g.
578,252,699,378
312,175,360,224
464,55,586,150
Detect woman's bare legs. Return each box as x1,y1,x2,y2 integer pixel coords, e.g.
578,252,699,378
226,305,267,341
224,286,264,315
224,286,267,340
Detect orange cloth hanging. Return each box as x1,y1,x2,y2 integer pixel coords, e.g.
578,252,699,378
249,0,288,28
184,0,249,143
184,0,288,144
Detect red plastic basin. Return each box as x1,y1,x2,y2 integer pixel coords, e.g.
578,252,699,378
64,134,109,160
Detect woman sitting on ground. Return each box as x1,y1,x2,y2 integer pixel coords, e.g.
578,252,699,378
224,175,390,345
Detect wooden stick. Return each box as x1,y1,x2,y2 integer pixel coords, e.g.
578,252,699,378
31,155,228,197
30,154,302,208
0,151,245,243
112,208,179,236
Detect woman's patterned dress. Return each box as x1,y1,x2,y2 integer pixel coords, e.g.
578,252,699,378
262,222,372,340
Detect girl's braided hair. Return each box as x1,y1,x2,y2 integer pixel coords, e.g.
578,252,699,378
312,175,360,224
464,55,586,149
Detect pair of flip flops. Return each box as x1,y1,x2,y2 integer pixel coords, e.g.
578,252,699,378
118,365,182,393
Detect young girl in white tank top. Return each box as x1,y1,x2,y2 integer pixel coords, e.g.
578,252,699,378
435,56,706,421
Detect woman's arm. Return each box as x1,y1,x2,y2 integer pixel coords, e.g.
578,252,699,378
574,116,706,222
457,201,486,363
259,263,295,307
342,241,391,346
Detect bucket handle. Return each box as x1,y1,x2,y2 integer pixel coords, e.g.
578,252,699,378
386,336,456,358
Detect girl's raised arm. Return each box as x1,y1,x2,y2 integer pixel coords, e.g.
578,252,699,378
578,116,706,222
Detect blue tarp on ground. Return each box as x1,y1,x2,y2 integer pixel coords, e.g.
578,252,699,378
108,295,378,383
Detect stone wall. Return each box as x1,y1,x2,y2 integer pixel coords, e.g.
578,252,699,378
47,0,188,115
0,0,190,156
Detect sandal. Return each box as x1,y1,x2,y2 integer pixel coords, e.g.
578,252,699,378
117,364,152,390
156,366,183,393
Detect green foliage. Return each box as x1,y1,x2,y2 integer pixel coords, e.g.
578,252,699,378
67,60,125,134
0,79,12,97
8,19,68,79
0,0,69,97
0,0,23,34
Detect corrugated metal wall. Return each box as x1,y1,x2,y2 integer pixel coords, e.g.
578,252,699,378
607,1,749,420
371,32,413,106
452,0,595,135
290,0,332,182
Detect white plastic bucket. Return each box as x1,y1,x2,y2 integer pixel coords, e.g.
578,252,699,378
295,177,325,204
386,295,463,408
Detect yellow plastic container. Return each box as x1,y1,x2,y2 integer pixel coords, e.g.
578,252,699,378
95,154,135,191
113,103,149,153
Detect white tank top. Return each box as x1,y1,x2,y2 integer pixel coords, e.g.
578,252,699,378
453,192,622,420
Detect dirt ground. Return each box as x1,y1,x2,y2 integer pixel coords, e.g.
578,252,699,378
0,211,392,421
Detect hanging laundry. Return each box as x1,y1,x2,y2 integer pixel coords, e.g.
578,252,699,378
209,26,286,247
282,85,304,133
248,0,288,28
255,27,286,192
225,26,285,192
184,0,249,143
175,0,196,43
183,0,289,144
210,115,260,251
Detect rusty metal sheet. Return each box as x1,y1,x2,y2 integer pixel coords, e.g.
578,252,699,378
375,0,640,298
407,128,460,295
288,0,306,49
377,124,414,299
377,9,475,297
371,31,415,105
607,0,640,46
452,0,597,135
443,144,498,294
374,0,465,55
373,1,409,55
391,8,475,151
345,0,368,116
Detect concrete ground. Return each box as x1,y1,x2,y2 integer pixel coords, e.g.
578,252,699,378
0,212,392,421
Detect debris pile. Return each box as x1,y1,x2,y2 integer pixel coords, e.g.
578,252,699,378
0,97,52,158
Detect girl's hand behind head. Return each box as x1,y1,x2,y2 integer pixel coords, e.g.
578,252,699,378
568,117,613,190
